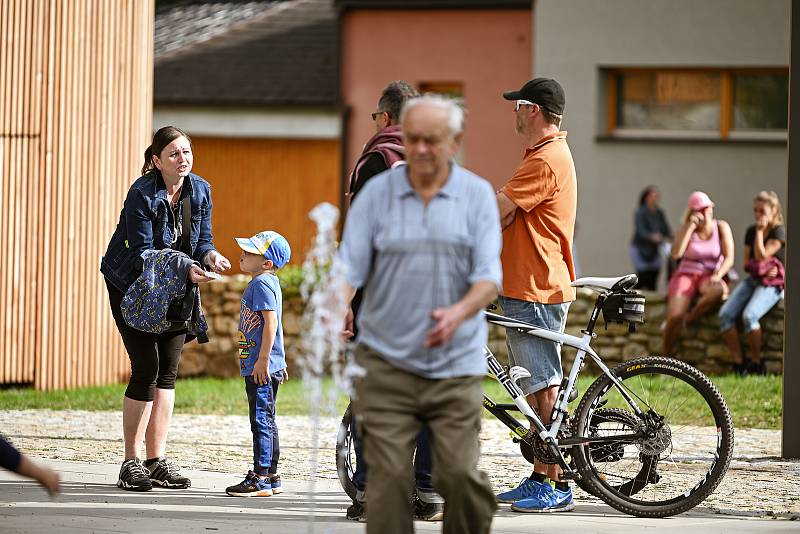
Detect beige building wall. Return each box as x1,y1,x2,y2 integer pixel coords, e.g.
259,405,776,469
0,0,154,388
534,0,790,281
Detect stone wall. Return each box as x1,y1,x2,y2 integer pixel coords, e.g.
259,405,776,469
179,275,306,379
180,278,785,378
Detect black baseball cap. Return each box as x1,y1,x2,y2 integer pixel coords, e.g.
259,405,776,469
503,78,565,115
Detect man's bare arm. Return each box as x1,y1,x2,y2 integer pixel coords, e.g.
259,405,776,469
496,191,518,230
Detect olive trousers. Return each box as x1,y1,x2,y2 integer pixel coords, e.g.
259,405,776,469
352,344,496,534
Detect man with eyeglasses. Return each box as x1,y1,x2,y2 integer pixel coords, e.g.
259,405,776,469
343,80,445,523
347,80,417,202
494,78,578,513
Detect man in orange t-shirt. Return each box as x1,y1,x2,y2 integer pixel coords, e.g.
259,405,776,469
494,78,577,514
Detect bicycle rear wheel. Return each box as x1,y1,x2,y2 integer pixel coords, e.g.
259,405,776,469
571,356,733,517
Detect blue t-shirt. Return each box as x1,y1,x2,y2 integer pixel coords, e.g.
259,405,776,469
237,273,286,377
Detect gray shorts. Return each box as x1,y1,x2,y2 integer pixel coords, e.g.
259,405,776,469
498,296,571,395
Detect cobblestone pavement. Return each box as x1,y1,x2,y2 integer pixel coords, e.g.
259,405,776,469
2,410,798,519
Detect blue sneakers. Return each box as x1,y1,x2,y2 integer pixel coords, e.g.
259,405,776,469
495,477,549,504
225,471,273,497
511,485,574,513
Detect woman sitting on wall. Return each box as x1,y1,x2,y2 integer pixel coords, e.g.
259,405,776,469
662,191,734,356
718,191,785,376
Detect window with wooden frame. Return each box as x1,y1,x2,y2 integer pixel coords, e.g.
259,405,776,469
605,68,788,140
418,81,466,163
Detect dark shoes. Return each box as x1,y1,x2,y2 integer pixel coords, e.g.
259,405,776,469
346,492,444,522
117,458,153,492
226,471,273,497
735,360,768,377
146,457,191,488
345,500,367,522
412,493,445,521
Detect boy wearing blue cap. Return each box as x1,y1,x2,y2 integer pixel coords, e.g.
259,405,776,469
226,230,291,497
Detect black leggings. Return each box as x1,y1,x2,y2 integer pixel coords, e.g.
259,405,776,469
106,280,186,402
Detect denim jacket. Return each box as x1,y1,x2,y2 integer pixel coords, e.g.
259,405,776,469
101,171,216,292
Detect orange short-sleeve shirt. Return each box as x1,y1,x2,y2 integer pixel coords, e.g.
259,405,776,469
500,131,577,304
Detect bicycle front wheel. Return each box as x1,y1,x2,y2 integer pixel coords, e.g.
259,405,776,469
571,356,733,518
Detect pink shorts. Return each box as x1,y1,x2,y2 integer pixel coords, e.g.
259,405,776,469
667,271,728,299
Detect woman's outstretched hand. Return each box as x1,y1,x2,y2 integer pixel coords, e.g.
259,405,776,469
188,264,215,284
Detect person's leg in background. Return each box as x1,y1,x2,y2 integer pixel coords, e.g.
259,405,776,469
345,418,369,520
413,425,445,521
719,278,757,375
636,270,659,291
345,286,370,520
741,285,784,374
662,273,697,356
684,278,726,325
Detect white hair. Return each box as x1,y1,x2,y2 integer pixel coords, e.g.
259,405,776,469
400,94,464,135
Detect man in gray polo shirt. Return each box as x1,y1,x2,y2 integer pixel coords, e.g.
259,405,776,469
338,95,501,534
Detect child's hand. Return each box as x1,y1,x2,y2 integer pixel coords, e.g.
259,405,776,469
281,369,289,383
252,358,270,385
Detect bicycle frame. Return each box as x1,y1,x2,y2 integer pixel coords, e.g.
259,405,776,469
483,290,648,473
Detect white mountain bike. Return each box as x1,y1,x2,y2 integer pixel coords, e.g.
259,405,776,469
337,274,734,518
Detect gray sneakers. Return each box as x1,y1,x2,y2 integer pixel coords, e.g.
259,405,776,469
145,457,191,489
117,458,153,492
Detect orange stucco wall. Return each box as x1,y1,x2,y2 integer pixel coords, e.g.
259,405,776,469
341,9,532,190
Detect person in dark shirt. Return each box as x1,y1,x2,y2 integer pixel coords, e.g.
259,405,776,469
630,186,672,290
719,191,786,376
344,81,444,523
1,435,60,495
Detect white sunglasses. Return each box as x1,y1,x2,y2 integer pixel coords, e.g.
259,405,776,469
514,99,535,111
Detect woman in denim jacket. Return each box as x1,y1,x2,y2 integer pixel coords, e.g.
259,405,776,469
101,126,230,491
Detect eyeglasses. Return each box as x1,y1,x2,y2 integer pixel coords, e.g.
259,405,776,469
514,99,535,111
371,110,386,120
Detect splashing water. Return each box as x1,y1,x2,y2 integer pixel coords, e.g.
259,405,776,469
297,202,362,531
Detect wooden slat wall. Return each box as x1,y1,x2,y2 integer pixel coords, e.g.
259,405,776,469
189,137,341,270
0,0,154,389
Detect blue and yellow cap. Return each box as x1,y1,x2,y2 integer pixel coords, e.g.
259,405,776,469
235,230,291,268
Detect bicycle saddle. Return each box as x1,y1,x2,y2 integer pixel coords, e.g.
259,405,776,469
571,274,638,292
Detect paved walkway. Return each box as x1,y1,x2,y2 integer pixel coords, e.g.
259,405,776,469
2,459,798,534
1,409,799,532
